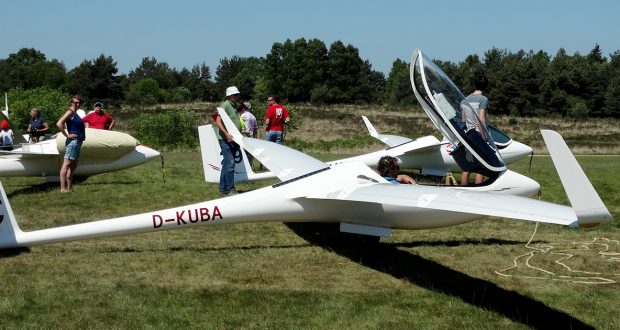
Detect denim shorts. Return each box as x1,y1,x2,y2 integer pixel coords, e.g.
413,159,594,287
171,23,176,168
64,139,83,160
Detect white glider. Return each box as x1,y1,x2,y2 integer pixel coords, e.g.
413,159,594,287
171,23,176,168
0,116,612,249
199,119,533,183
0,49,612,250
0,115,160,180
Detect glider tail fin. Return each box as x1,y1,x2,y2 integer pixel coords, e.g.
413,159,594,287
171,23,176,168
362,115,379,138
0,180,22,249
2,92,8,118
541,129,614,227
198,122,274,184
198,124,225,183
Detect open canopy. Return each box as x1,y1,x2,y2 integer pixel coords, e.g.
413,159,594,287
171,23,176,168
410,49,506,177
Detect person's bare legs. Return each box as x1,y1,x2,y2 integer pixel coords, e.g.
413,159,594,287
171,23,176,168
59,158,72,192
460,172,470,185
474,173,485,184
66,160,78,192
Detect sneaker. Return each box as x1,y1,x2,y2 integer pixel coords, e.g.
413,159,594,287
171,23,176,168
227,190,239,196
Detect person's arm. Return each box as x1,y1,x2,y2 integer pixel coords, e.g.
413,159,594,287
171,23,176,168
215,115,233,142
264,118,271,131
27,123,32,134
479,108,487,126
56,110,77,139
108,116,115,130
41,121,50,133
82,114,90,128
264,108,271,131
396,174,416,185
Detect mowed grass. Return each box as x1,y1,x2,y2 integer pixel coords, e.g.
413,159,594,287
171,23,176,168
0,152,619,329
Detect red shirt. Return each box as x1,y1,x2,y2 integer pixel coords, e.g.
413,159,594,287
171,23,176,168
265,104,289,131
83,111,114,130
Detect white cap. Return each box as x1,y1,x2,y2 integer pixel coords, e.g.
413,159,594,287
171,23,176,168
225,86,240,96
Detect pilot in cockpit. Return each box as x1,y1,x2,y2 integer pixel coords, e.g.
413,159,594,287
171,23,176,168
378,156,416,185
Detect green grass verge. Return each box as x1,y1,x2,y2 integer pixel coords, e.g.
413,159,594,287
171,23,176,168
0,152,618,329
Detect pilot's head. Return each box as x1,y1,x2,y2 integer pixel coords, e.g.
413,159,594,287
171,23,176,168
378,156,399,177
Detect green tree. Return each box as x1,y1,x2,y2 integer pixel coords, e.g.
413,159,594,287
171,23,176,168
130,109,201,149
325,41,375,103
368,70,386,103
603,51,620,117
127,57,179,90
125,78,162,105
580,44,608,116
6,87,68,133
0,48,67,91
65,54,123,107
230,57,264,101
385,59,414,105
456,54,484,93
178,63,217,101
483,49,546,116
214,56,245,98
263,42,286,100
215,56,264,101
280,38,328,102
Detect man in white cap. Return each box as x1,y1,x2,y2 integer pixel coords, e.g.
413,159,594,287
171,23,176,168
214,86,242,195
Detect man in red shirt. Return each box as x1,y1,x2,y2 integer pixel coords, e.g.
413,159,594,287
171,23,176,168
83,102,115,130
264,96,289,144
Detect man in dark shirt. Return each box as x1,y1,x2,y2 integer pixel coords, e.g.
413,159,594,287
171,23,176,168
27,108,50,143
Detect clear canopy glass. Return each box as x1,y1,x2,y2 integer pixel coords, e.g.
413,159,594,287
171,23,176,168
410,49,506,176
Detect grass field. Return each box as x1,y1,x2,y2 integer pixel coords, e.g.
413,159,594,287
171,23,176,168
0,150,618,329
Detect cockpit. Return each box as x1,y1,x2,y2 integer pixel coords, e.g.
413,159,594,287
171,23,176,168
410,49,507,179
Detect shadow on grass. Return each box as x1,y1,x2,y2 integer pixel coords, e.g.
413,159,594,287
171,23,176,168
0,247,30,258
286,222,593,330
5,180,145,198
98,243,312,253
5,182,58,198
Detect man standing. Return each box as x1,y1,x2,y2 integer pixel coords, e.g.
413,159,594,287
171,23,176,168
214,86,242,195
461,75,490,185
83,102,115,130
264,96,289,144
239,102,257,138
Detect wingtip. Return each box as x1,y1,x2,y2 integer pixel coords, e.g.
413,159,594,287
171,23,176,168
541,128,613,227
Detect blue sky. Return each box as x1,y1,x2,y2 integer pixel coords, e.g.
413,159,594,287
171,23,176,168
1,0,618,76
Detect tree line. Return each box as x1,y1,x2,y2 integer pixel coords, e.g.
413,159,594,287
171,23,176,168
1,39,619,117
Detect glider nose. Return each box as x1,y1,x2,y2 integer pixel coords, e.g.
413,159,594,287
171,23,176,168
136,145,161,160
496,170,540,197
500,141,533,164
